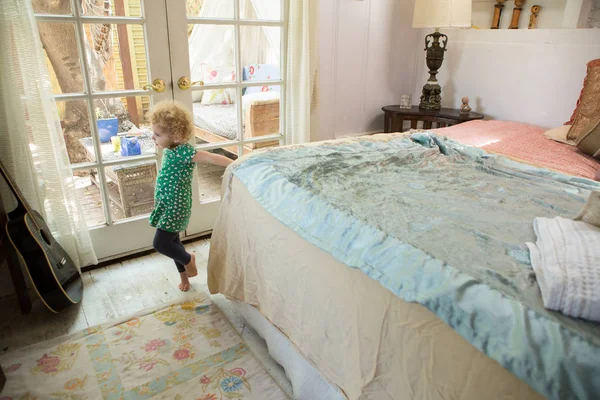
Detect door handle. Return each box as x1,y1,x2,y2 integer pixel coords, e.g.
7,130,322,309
177,77,205,90
142,78,166,93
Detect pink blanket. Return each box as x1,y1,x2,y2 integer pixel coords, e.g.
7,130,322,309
433,120,600,181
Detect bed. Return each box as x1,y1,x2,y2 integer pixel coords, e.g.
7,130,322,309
192,90,281,157
206,120,600,400
433,120,600,181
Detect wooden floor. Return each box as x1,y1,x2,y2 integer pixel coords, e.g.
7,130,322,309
0,239,293,396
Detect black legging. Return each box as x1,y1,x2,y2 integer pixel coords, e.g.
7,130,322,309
153,229,191,273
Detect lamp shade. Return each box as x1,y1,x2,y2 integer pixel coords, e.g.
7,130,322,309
412,0,472,29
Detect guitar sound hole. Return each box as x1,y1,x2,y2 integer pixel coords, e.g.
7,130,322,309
40,229,52,245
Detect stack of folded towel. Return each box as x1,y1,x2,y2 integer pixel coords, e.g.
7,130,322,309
526,193,600,322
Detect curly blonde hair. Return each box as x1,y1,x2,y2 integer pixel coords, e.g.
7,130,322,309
148,101,194,144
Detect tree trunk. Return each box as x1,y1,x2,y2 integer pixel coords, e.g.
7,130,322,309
33,0,91,165
33,0,130,167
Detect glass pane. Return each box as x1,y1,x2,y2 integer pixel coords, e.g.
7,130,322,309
242,85,280,142
240,26,281,83
188,25,236,84
240,0,281,20
196,149,237,203
83,23,147,92
92,96,154,161
73,168,106,228
56,100,94,165
38,23,84,94
31,0,72,15
107,161,158,221
193,88,240,150
187,0,233,19
81,0,142,17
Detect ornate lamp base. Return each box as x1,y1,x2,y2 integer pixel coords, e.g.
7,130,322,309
418,30,448,111
419,83,442,111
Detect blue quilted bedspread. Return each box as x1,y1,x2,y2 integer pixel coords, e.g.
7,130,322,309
230,132,600,400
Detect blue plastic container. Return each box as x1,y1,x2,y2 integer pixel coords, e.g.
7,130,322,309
120,136,141,157
97,118,118,143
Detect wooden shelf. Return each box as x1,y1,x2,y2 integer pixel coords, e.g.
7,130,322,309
472,0,598,29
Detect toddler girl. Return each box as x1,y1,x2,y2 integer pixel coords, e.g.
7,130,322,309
148,101,232,291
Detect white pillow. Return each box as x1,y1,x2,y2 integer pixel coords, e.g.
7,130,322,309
241,91,280,114
192,90,203,103
200,87,233,105
200,64,236,105
543,125,576,146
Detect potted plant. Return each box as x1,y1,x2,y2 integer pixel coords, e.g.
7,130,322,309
95,99,118,143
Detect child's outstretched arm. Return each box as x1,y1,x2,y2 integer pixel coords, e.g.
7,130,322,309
192,150,233,167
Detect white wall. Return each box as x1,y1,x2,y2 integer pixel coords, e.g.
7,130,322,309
317,0,419,141
472,0,596,29
412,29,600,129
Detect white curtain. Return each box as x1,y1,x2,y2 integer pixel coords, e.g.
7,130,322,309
189,1,236,81
187,0,319,144
243,0,281,60
286,0,320,144
0,1,97,269
189,0,280,82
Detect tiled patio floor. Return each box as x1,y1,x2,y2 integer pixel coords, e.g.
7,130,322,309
74,169,224,227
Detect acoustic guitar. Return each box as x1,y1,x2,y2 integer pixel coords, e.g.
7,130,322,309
0,158,83,313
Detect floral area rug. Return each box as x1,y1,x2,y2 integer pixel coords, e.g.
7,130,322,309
0,295,289,399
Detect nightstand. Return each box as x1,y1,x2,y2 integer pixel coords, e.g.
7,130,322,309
382,105,484,133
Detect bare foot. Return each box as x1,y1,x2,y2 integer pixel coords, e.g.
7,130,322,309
178,272,190,292
185,253,198,278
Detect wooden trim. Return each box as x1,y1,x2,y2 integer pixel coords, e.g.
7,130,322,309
245,101,280,148
81,232,211,272
193,127,246,156
114,0,139,126
381,107,483,133
127,24,144,120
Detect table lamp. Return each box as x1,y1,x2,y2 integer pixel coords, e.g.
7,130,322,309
412,0,472,111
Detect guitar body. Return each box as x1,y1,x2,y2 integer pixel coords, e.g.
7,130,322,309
1,159,83,313
5,208,83,313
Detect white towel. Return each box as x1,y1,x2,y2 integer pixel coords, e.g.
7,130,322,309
526,217,600,322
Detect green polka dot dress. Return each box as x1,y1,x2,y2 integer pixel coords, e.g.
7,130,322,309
150,143,196,232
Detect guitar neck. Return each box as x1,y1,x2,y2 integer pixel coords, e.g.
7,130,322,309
0,158,34,215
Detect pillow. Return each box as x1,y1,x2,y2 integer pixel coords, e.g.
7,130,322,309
241,91,280,114
566,59,600,141
200,88,233,105
242,64,281,95
192,90,203,103
203,65,236,84
576,117,600,159
543,125,575,146
200,65,236,105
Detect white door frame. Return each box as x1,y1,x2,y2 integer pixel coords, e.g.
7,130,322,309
34,0,173,261
35,0,288,261
165,0,288,237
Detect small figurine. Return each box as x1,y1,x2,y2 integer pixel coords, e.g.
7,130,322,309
528,5,541,29
460,97,472,114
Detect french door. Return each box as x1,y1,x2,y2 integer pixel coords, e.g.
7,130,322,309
166,0,286,236
32,0,286,261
